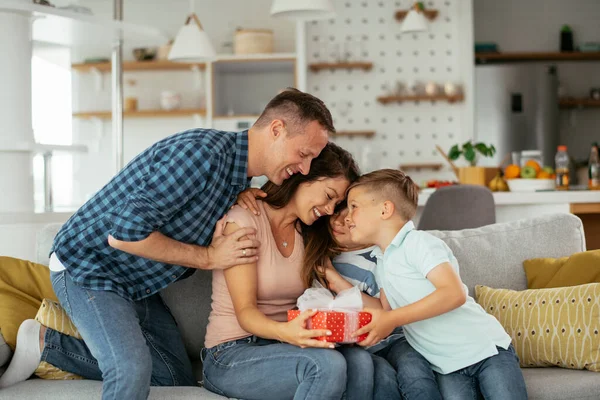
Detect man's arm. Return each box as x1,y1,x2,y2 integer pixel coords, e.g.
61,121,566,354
108,217,260,270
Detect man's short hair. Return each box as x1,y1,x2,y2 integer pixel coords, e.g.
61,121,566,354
348,169,419,221
253,88,335,135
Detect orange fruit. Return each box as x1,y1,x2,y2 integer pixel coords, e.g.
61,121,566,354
504,164,521,179
524,160,541,174
537,171,551,179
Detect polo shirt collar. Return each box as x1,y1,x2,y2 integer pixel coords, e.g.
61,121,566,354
389,220,415,248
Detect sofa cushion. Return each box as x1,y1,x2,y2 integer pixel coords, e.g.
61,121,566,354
428,213,585,295
476,283,600,371
522,367,600,400
524,249,600,289
0,380,228,399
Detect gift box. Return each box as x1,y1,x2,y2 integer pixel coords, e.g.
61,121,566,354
287,309,372,343
287,285,372,344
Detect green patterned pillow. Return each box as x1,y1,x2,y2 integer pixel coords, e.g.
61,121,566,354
476,283,600,371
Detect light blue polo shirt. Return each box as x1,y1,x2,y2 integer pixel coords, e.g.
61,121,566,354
373,221,511,374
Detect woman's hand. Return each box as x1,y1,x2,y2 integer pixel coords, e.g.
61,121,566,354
236,188,267,215
323,259,352,294
278,310,335,349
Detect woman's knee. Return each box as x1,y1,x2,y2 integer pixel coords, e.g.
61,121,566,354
304,348,347,381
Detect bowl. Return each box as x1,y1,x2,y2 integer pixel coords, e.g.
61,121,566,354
506,179,555,192
133,47,157,61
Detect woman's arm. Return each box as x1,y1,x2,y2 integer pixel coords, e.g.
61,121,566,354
224,222,334,348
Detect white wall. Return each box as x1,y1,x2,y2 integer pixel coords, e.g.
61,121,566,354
474,0,600,163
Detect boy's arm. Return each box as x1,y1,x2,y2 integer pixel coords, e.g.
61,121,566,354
324,261,382,309
379,289,392,311
355,262,466,346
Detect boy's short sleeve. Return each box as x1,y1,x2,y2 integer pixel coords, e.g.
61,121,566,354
407,231,452,278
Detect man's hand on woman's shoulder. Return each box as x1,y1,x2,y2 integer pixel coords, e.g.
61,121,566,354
235,188,267,216
206,217,260,269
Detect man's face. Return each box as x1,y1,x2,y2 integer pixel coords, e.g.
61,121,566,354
345,187,382,245
266,120,329,185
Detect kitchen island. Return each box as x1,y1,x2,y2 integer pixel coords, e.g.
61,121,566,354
415,190,600,249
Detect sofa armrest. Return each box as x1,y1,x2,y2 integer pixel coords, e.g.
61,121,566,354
35,223,63,266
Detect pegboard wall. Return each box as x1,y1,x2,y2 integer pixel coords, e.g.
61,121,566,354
307,0,473,182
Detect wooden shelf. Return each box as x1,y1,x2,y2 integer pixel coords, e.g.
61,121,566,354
309,62,373,72
377,94,464,104
395,9,439,21
73,109,206,119
559,98,600,109
399,163,443,171
475,52,600,64
72,60,206,73
332,130,375,138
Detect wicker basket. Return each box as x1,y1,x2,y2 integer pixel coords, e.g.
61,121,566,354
234,28,274,54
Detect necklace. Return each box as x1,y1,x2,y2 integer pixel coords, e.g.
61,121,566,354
282,241,288,248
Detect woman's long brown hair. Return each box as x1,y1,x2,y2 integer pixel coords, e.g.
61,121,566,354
261,142,360,288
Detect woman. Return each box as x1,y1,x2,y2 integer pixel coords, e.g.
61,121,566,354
202,143,396,400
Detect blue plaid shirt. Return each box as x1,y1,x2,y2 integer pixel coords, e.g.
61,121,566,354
52,129,250,300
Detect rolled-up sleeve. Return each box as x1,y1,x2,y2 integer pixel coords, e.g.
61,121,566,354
106,142,212,241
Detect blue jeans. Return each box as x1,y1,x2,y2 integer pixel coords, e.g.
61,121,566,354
45,270,196,400
435,345,528,400
375,337,441,400
202,336,348,400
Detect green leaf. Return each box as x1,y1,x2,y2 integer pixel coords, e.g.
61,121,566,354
448,145,461,160
464,146,476,164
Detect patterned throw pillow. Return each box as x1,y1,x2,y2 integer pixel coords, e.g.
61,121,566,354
475,283,600,371
34,299,83,380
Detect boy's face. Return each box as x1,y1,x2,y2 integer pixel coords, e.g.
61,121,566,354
330,207,355,248
345,187,383,245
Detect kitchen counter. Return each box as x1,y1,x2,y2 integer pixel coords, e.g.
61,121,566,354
416,189,600,249
417,190,600,206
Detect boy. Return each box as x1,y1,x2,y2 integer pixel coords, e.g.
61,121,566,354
346,169,527,400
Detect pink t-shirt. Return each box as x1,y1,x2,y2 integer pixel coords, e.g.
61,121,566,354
204,201,306,348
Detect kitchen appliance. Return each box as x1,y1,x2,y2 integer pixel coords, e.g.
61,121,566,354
475,64,560,168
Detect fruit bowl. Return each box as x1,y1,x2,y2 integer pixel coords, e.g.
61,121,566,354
506,179,555,192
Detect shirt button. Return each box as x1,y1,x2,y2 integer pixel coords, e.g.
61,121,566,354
171,274,177,279
146,289,151,294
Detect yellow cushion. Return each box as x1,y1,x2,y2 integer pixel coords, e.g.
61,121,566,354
34,299,82,380
475,283,600,371
523,249,600,289
0,256,57,350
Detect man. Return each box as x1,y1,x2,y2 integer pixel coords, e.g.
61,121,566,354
0,88,333,399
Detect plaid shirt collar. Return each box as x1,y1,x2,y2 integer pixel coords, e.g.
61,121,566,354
232,130,250,187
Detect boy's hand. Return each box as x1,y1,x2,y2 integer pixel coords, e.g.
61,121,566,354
353,308,396,347
235,188,267,215
323,259,352,294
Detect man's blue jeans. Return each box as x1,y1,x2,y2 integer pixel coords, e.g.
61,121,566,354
44,270,196,400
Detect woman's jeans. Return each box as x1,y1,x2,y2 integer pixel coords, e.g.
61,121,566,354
44,270,196,400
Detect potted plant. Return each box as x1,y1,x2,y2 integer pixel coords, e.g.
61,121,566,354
448,141,497,186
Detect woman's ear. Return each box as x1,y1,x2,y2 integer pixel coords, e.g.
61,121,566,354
381,201,396,220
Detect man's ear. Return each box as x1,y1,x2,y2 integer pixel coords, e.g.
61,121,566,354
270,119,285,139
380,200,396,220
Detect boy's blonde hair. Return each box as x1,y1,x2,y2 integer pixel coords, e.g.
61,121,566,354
348,169,419,221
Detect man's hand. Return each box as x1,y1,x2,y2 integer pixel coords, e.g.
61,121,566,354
278,310,335,349
206,217,260,269
353,308,396,347
236,188,267,215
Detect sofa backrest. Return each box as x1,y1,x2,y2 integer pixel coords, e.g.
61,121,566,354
36,213,585,362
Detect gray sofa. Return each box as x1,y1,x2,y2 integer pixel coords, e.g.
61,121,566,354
1,213,598,399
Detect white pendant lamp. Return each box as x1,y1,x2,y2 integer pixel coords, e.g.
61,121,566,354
270,0,336,21
169,1,215,62
401,2,429,33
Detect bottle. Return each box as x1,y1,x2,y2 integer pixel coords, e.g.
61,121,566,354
560,25,574,52
589,143,600,190
555,145,570,190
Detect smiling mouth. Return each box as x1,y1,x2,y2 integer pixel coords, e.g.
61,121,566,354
332,229,345,236
286,167,294,177
313,207,322,218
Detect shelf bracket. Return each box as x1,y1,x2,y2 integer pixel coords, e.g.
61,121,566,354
91,67,103,91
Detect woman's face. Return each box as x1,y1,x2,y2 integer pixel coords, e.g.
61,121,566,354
329,207,354,248
293,177,349,225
